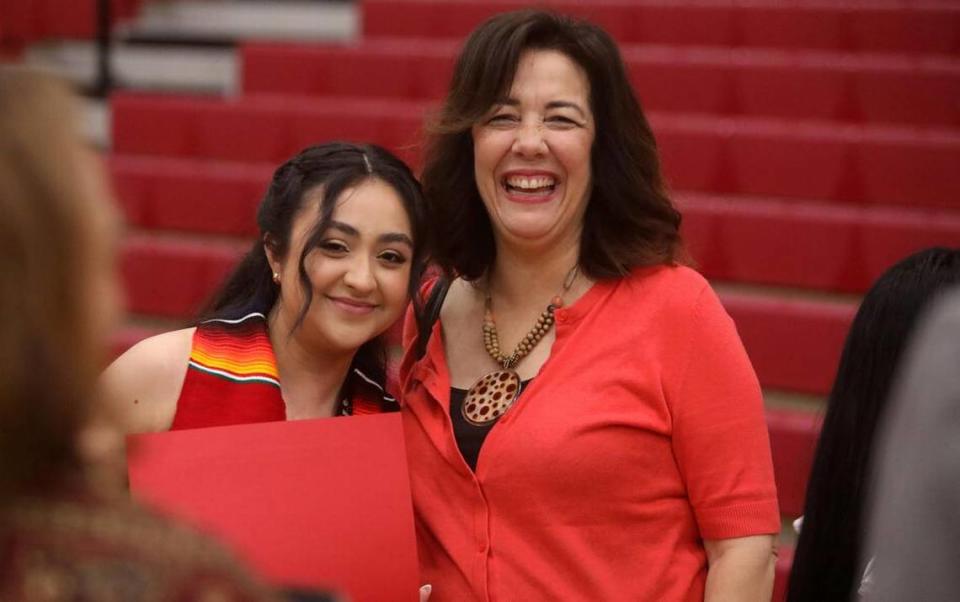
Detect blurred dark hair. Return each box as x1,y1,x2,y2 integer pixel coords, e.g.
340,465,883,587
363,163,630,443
788,247,960,602
420,9,683,281
200,142,428,388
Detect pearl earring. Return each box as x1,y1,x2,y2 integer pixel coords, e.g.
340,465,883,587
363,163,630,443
272,272,280,284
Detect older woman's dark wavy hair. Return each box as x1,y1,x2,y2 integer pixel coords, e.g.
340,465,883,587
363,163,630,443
201,142,428,389
787,247,960,602
421,9,683,280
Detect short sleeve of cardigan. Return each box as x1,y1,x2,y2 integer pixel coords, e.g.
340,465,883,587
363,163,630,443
668,284,780,540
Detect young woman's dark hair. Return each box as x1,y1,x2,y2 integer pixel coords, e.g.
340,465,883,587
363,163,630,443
201,141,428,391
787,246,960,602
421,9,684,281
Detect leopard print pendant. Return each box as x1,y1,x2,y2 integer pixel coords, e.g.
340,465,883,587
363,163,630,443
461,370,521,426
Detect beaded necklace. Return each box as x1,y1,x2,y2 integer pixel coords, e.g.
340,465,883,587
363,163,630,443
461,266,579,426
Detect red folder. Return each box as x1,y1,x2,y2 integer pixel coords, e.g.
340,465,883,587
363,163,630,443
127,413,419,601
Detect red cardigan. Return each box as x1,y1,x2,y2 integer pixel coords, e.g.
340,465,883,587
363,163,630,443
399,266,780,601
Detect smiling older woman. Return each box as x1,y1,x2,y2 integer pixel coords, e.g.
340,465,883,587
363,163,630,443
399,10,780,601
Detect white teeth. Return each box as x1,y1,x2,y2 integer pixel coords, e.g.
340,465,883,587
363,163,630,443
505,175,556,190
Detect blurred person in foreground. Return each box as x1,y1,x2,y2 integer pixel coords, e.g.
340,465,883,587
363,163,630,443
400,10,779,601
863,283,960,601
787,247,960,602
0,68,275,600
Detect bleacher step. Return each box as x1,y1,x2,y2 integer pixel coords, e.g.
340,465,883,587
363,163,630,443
24,40,235,94
83,98,110,149
242,40,960,128
107,152,960,297
108,93,960,209
361,0,960,55
128,0,356,43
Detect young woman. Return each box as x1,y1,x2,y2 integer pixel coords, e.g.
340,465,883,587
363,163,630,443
400,10,779,601
103,142,427,432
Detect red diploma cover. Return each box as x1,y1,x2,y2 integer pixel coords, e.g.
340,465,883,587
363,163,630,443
127,413,419,601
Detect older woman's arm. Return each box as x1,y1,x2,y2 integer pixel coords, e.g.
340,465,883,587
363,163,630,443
704,535,778,602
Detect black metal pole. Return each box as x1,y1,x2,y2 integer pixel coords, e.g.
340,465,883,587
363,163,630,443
94,0,112,97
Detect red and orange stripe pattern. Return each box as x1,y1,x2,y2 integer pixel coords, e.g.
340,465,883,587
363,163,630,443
187,313,280,388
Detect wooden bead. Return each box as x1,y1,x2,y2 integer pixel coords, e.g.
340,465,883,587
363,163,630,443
482,287,570,369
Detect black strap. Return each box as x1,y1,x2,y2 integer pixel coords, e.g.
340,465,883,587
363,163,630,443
414,276,450,360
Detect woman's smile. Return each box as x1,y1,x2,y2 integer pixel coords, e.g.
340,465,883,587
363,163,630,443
326,295,378,316
500,169,560,204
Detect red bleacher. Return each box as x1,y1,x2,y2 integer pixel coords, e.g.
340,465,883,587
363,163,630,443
721,291,854,397
88,2,959,598
244,41,960,128
111,93,426,165
110,155,272,237
654,114,960,209
0,0,142,51
681,193,960,293
121,232,248,319
112,95,960,210
109,148,960,298
361,0,960,54
767,409,822,517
